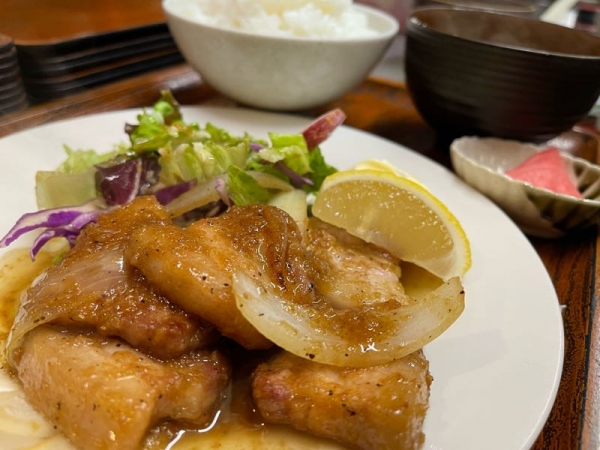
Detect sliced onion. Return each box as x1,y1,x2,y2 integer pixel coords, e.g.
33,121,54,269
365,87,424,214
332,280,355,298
165,172,294,218
233,271,465,367
247,171,295,192
215,177,233,207
0,389,58,438
164,177,222,218
302,109,347,150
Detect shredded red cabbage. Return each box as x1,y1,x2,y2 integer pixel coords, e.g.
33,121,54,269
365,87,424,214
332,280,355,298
0,202,106,260
30,228,78,259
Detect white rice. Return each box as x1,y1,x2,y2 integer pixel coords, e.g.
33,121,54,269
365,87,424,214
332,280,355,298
164,0,377,38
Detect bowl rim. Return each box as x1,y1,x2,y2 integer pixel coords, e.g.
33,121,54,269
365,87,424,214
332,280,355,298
427,0,536,14
407,7,600,61
163,2,400,43
450,136,600,207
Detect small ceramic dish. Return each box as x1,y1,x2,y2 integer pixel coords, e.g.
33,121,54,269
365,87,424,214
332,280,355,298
450,136,600,238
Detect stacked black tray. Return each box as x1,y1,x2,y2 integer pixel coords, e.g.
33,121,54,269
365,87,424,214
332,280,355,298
0,34,28,115
16,22,183,104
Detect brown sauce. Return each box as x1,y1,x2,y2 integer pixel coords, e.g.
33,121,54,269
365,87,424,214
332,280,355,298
0,248,56,368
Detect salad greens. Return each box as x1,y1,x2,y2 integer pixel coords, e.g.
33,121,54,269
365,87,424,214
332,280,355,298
1,90,345,259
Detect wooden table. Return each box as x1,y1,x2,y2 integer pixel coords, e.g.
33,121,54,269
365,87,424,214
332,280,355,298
0,63,598,450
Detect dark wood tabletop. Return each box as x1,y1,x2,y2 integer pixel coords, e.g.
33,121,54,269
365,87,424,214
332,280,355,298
0,0,167,44
0,62,598,450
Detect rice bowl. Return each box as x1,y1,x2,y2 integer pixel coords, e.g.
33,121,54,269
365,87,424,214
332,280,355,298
162,0,399,110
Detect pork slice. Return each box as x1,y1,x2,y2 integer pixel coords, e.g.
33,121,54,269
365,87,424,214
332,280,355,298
125,204,316,350
252,350,432,450
305,218,409,310
13,324,230,450
8,196,216,361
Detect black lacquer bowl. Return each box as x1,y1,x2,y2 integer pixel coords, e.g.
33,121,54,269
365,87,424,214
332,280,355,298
405,8,600,141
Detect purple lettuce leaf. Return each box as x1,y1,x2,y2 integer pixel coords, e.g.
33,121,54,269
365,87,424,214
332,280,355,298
96,156,160,206
154,180,195,205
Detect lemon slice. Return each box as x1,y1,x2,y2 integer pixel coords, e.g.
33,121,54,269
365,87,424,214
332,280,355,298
312,162,471,280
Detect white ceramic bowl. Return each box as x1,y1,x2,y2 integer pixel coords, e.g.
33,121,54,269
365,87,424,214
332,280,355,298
162,2,399,111
450,136,600,238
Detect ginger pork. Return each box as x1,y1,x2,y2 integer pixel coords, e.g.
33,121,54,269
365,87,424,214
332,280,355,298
125,204,316,350
13,324,230,450
4,197,442,450
7,196,215,362
252,350,431,450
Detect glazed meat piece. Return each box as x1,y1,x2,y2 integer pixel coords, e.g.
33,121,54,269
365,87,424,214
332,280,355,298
305,218,409,309
125,204,316,350
12,324,231,450
7,196,215,361
252,350,432,450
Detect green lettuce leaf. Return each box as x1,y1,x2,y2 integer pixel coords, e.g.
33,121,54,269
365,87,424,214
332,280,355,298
35,170,98,209
128,90,199,153
259,133,312,175
157,136,250,185
33,89,339,213
227,165,270,206
57,145,126,174
306,146,337,191
246,133,337,193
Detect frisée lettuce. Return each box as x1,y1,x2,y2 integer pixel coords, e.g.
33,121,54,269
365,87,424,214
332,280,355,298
1,90,344,259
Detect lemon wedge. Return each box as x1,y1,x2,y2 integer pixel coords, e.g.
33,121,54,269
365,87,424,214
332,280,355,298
312,160,472,280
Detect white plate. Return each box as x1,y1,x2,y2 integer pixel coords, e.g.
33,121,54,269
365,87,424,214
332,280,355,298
0,106,564,450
